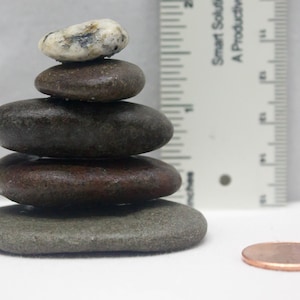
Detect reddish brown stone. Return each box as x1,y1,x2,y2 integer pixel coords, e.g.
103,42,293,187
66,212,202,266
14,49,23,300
34,59,145,102
0,153,182,208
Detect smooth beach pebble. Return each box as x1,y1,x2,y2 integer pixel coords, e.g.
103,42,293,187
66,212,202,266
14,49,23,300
35,59,145,102
0,99,173,157
0,199,207,255
0,153,181,208
38,19,129,62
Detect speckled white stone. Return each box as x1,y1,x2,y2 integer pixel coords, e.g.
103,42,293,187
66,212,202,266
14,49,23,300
38,19,129,62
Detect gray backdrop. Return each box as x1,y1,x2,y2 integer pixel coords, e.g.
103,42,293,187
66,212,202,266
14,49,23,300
1,0,300,202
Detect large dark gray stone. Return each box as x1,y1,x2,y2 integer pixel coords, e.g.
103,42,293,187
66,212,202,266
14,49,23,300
0,99,173,157
35,59,145,102
0,153,181,208
0,200,207,255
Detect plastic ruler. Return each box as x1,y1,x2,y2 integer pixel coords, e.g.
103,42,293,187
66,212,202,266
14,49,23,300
159,0,288,209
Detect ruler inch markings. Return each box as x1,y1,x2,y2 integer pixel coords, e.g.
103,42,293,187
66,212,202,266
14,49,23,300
159,0,288,208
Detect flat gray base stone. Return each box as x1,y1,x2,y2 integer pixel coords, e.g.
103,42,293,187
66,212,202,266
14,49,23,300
0,199,207,256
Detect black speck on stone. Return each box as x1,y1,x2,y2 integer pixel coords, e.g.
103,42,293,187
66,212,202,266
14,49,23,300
68,33,96,48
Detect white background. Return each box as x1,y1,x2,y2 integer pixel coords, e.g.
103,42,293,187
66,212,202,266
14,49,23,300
1,1,300,299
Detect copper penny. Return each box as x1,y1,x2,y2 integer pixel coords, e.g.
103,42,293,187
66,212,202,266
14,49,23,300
242,242,300,271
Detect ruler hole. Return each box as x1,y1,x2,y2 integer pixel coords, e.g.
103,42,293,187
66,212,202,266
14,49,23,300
220,175,231,186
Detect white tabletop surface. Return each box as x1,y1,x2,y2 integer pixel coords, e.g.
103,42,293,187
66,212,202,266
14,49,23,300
0,196,299,300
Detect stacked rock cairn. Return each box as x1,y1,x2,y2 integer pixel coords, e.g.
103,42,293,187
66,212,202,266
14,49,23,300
0,19,207,255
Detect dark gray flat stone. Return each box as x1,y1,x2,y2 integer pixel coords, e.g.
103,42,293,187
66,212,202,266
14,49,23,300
0,153,181,208
0,200,207,255
35,59,145,102
0,99,173,157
